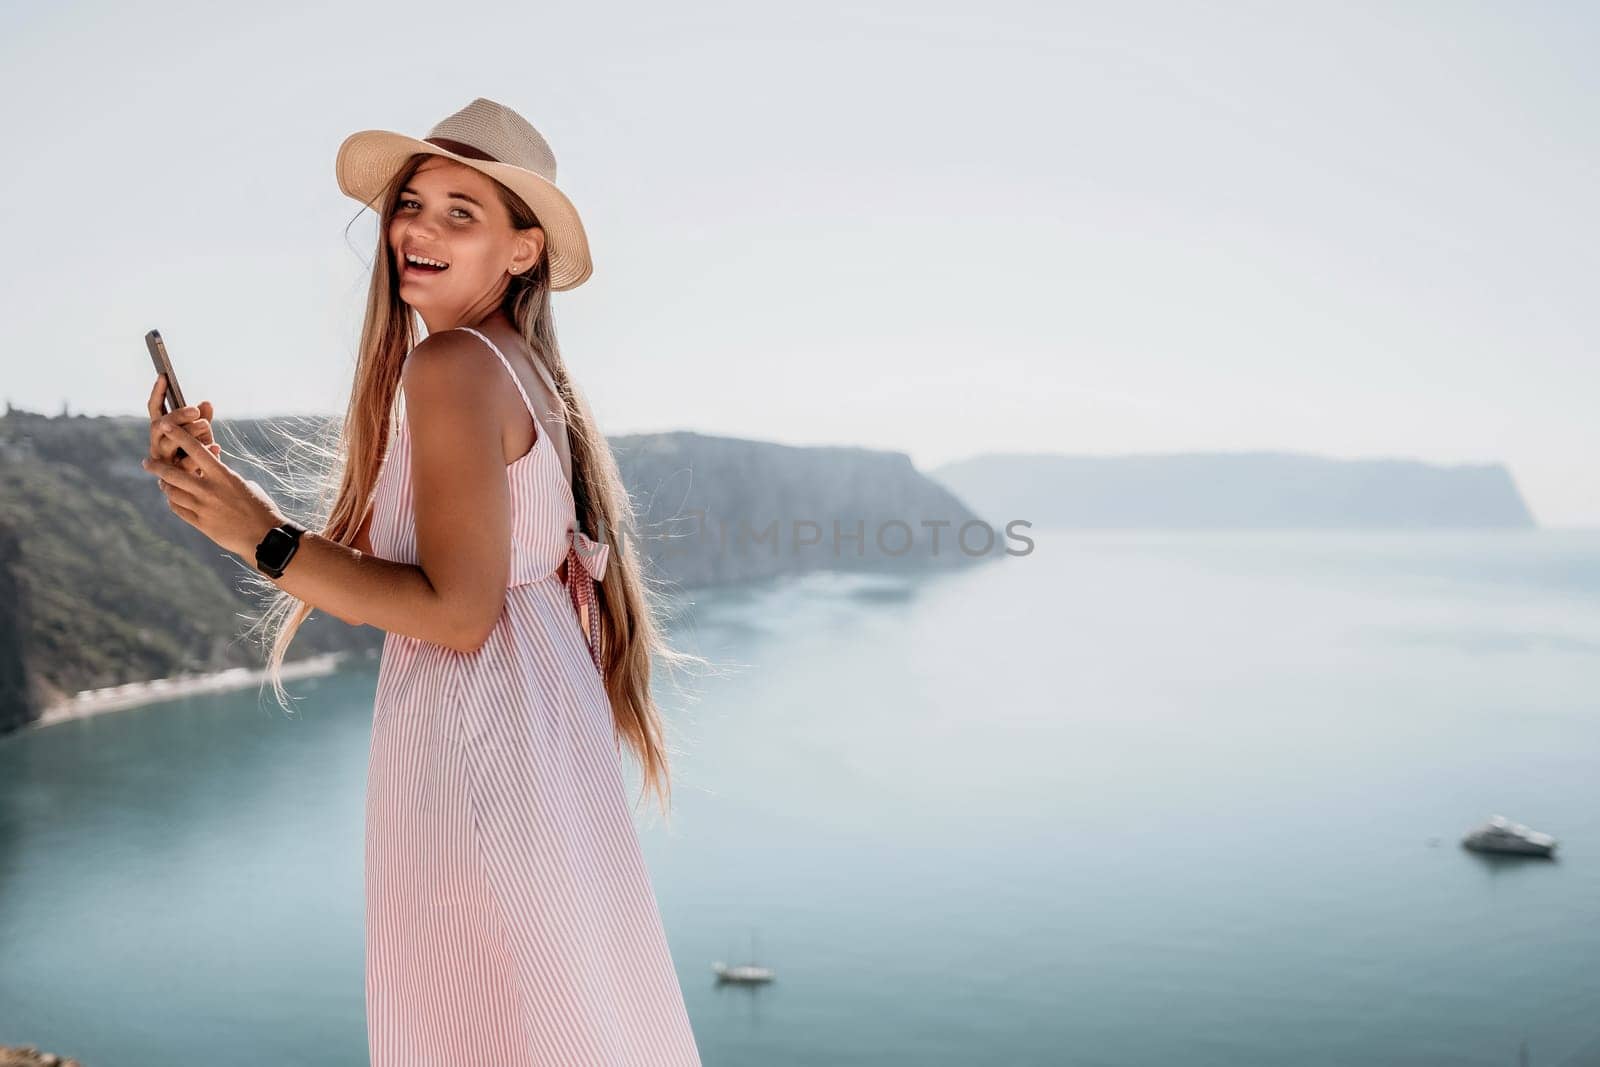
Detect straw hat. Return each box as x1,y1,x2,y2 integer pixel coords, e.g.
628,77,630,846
335,97,593,290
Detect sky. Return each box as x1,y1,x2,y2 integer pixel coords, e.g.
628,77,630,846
2,1,1595,525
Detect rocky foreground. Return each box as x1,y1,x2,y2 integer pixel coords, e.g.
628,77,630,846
0,1046,83,1067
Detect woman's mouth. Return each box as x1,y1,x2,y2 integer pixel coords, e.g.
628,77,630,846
401,254,450,278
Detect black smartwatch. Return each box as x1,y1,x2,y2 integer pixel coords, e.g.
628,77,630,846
255,520,307,579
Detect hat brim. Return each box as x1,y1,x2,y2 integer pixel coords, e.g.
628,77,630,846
335,129,593,291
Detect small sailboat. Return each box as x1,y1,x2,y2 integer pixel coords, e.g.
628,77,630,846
712,961,775,984
1461,814,1558,857
713,929,775,985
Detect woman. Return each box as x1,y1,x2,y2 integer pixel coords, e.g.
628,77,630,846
140,97,704,1065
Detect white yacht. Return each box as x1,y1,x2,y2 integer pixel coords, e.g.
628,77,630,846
712,961,776,985
1461,814,1558,857
713,929,775,984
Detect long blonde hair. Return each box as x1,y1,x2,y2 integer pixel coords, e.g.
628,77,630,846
238,153,703,818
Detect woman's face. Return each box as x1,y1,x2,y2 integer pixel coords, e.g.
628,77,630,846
386,155,543,320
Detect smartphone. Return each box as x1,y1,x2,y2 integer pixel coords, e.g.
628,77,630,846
144,328,190,460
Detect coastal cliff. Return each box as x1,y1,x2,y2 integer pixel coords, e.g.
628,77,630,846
607,430,990,588
0,409,986,732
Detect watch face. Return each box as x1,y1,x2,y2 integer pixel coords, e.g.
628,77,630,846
259,528,295,568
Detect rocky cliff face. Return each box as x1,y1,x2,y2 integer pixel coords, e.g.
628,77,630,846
608,431,994,588
0,410,987,731
0,521,31,733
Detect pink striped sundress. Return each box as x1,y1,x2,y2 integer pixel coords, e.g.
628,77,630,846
364,326,702,1066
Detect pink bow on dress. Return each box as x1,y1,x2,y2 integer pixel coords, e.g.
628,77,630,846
563,527,611,678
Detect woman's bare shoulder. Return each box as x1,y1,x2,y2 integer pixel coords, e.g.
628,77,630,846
400,330,495,389
399,332,508,421
400,331,518,465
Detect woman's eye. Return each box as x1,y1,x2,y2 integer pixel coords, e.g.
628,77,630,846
396,199,471,220
396,199,470,220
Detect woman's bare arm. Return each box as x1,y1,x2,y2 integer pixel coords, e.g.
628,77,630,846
270,332,516,652
311,508,376,628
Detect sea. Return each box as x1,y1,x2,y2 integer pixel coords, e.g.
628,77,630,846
2,528,1597,1066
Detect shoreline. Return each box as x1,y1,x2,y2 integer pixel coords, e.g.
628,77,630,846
34,650,362,728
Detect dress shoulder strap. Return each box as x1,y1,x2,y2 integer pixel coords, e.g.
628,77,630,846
456,326,540,422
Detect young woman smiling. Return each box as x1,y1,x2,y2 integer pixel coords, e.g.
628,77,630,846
141,97,703,1065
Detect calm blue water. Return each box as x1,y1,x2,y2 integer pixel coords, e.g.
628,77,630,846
3,529,1598,1066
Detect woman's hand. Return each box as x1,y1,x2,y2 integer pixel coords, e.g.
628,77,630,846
147,373,222,476
141,419,288,564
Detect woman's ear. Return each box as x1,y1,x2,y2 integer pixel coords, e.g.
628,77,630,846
516,226,545,269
